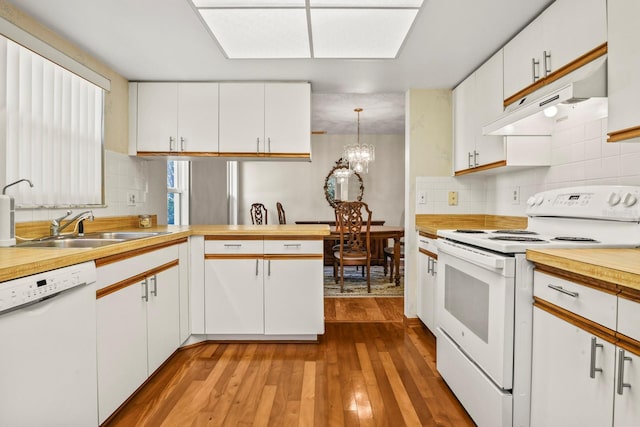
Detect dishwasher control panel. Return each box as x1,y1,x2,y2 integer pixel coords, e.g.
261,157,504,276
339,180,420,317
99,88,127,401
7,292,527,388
0,261,96,313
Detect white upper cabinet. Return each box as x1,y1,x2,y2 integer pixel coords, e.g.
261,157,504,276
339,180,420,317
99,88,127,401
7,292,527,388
453,72,477,172
219,82,311,158
607,0,640,142
503,0,607,103
135,82,219,153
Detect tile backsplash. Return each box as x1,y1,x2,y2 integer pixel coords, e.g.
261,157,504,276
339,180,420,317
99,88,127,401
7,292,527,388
417,116,640,217
15,150,168,225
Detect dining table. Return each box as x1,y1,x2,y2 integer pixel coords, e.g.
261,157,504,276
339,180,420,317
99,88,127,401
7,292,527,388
327,225,405,285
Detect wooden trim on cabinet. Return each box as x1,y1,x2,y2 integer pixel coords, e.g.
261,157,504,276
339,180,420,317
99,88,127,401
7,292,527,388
263,254,323,260
137,152,220,157
217,152,311,159
95,238,187,268
204,254,263,260
263,235,323,240
503,43,608,107
607,125,640,143
454,160,507,176
533,264,619,295
533,297,617,344
418,231,439,240
618,288,640,304
204,235,263,241
96,260,179,299
616,333,640,356
418,248,438,260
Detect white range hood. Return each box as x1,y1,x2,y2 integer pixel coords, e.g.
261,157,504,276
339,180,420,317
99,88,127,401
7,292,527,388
483,56,608,136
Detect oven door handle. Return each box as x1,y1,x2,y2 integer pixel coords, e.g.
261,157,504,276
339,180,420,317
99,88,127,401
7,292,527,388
437,240,505,270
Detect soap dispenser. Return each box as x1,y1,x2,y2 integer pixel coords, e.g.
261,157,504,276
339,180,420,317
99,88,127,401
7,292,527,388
0,179,34,247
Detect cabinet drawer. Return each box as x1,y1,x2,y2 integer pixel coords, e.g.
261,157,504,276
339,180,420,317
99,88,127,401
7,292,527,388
618,297,640,342
264,240,322,255
418,235,438,255
533,271,616,330
205,240,263,254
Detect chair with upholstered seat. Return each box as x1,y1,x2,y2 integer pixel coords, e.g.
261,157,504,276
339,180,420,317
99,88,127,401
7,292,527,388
383,239,404,284
250,203,268,225
276,202,286,224
333,201,372,293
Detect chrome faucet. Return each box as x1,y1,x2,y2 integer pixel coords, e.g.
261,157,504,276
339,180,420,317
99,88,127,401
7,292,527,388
50,210,94,236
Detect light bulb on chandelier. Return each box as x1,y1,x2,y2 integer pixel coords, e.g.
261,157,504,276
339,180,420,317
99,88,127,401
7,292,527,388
343,108,375,174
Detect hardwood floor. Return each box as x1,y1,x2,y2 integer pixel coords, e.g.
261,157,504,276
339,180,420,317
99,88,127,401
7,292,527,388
104,298,474,426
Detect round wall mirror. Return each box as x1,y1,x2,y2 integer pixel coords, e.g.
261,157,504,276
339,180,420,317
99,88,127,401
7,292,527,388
324,159,364,208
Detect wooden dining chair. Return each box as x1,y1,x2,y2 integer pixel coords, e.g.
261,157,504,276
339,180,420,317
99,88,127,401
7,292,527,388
276,202,286,224
383,239,404,284
250,203,268,225
333,201,372,293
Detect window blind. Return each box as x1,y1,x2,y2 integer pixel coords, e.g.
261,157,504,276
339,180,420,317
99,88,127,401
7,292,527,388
1,37,103,207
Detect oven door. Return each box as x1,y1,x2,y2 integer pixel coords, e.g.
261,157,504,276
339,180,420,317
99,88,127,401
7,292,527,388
436,239,516,389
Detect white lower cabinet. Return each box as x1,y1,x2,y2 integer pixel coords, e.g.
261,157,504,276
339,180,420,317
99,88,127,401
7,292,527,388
417,233,437,333
204,238,324,338
96,243,183,424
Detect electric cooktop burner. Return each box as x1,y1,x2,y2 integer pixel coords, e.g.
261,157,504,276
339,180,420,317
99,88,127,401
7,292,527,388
552,236,599,242
493,229,538,235
455,229,486,234
489,236,548,242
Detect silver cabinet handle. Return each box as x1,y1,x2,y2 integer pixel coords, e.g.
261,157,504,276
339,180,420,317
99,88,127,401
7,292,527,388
141,279,149,302
427,257,433,274
532,57,540,82
432,260,437,275
543,50,551,76
590,337,604,378
180,136,185,152
255,259,259,276
547,284,579,298
268,260,271,277
169,136,175,151
150,275,157,297
224,243,242,248
256,137,260,153
617,349,632,395
473,150,479,167
283,243,301,248
468,152,473,169
267,137,271,153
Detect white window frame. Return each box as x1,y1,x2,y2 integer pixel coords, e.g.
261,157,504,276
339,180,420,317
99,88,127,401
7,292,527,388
167,160,190,225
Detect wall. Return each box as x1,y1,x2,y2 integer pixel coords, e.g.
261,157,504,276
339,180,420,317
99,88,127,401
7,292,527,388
404,89,452,317
238,134,405,226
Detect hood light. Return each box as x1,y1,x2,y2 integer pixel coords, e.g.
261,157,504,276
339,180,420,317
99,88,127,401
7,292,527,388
543,105,558,118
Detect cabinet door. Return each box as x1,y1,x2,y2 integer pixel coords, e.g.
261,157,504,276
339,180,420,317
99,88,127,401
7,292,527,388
219,83,265,154
177,83,219,152
417,252,434,330
614,347,640,426
204,258,264,334
96,283,148,424
530,307,615,427
137,83,178,152
607,0,640,141
264,258,323,335
264,83,311,155
146,267,180,374
541,0,606,78
453,74,477,172
503,17,543,100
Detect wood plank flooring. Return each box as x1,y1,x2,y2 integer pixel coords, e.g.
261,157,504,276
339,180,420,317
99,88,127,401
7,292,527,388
103,298,474,426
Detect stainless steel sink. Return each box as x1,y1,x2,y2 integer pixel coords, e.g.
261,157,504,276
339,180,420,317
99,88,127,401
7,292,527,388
15,231,170,248
16,238,126,248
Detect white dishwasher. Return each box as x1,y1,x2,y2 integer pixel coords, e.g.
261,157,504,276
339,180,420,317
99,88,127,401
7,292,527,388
0,261,98,427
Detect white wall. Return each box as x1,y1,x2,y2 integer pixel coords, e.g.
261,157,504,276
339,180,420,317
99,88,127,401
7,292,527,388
238,134,405,226
15,150,168,225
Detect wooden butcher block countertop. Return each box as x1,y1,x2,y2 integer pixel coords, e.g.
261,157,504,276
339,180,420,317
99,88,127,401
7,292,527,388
527,248,640,293
415,214,528,237
0,224,329,283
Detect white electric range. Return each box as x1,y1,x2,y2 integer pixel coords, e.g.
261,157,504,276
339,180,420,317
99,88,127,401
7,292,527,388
434,185,640,427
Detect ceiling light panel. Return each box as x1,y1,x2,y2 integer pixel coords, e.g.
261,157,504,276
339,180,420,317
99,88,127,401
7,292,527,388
199,9,310,58
310,9,418,58
310,0,423,7
194,0,305,7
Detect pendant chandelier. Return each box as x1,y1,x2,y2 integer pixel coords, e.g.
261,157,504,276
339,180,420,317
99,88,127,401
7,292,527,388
343,108,375,174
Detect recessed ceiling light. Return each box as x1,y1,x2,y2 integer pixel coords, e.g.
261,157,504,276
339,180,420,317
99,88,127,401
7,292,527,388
190,0,423,59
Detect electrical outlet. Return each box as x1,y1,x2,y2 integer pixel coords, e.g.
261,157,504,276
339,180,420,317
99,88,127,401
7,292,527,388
417,191,427,204
512,187,520,205
448,191,458,206
127,192,136,206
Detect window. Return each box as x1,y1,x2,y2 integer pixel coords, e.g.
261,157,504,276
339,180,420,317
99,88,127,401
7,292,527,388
0,36,104,207
167,160,190,225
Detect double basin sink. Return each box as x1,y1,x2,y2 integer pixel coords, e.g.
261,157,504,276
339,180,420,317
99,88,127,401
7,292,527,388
16,231,170,248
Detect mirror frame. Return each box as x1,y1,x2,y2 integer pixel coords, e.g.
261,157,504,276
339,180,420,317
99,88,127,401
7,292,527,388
323,159,364,208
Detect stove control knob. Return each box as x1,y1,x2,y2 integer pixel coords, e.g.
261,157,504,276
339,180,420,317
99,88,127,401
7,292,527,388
535,196,544,206
622,192,638,207
526,196,537,207
608,192,621,206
